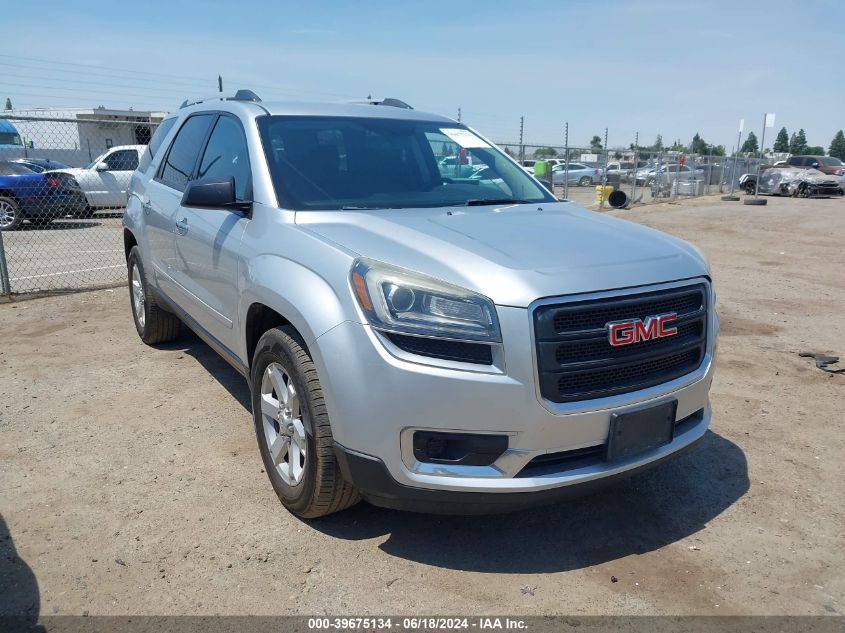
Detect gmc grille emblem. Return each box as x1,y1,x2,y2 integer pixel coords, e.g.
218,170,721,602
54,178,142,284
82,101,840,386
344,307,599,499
607,313,679,347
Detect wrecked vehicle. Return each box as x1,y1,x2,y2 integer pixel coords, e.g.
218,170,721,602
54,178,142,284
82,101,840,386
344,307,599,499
740,167,844,198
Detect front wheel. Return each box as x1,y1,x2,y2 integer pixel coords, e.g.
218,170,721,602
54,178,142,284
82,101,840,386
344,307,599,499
251,326,360,518
127,246,182,344
579,176,593,186
0,196,22,230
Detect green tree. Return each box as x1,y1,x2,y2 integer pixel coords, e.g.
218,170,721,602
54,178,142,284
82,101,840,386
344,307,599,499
4,98,11,110
654,134,664,150
590,135,603,151
741,131,759,155
789,129,807,154
804,146,825,155
710,145,726,157
691,133,716,155
533,147,558,158
828,130,845,161
773,127,789,153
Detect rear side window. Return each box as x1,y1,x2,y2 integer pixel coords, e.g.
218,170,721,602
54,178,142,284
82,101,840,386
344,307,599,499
197,115,252,201
0,161,34,175
105,149,139,171
158,114,214,192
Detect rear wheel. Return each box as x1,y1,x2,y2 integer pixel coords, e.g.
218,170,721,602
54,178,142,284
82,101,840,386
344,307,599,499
0,197,22,230
251,326,360,518
127,246,181,345
579,176,592,186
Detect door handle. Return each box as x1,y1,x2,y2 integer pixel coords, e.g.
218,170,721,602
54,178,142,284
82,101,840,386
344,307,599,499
175,217,189,235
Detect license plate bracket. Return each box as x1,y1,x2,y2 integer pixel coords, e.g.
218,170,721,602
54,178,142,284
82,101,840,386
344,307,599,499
604,400,678,463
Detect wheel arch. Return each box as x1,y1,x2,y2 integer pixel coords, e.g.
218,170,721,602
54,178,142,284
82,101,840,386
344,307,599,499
123,228,138,261
240,255,355,371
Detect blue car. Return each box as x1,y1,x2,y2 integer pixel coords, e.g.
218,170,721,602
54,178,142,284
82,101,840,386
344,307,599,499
0,161,87,230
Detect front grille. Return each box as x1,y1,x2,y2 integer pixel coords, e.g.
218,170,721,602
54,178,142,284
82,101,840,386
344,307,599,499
534,284,708,402
385,332,493,365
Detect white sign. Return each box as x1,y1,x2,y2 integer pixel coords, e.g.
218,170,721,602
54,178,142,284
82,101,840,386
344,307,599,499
739,119,744,133
765,113,776,128
439,128,490,149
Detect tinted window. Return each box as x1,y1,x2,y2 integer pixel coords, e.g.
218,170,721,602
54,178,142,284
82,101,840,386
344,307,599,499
0,161,34,175
105,149,139,171
258,116,553,210
159,114,214,192
787,157,800,166
149,118,177,159
197,115,252,201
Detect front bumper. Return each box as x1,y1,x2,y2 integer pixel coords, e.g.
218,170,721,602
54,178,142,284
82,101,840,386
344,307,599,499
312,280,716,510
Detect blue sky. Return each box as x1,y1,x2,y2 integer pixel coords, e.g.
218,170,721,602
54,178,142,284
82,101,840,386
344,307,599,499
3,0,844,150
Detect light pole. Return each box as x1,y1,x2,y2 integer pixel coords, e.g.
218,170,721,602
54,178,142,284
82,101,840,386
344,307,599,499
722,119,743,201
744,113,774,206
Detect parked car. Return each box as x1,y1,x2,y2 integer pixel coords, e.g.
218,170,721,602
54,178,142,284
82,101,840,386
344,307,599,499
639,164,703,187
52,145,144,216
124,92,717,517
551,162,599,186
786,155,845,177
11,158,71,173
0,161,86,230
745,166,843,197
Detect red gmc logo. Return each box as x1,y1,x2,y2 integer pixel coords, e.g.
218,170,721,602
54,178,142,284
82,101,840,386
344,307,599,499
607,313,679,347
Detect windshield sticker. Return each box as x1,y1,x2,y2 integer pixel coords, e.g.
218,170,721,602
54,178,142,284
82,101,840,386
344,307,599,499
440,128,491,149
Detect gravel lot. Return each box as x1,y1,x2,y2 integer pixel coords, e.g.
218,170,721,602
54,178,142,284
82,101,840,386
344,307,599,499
1,194,843,617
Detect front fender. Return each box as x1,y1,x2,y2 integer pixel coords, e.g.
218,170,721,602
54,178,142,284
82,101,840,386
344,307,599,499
238,254,358,363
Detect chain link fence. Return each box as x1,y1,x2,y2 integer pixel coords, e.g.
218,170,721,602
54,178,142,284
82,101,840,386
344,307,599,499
0,114,160,295
0,113,766,297
495,142,766,210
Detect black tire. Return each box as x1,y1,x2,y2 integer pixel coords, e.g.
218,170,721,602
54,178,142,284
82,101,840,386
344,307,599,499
579,176,592,187
127,246,181,345
251,326,360,518
743,198,767,206
0,196,22,231
75,206,95,219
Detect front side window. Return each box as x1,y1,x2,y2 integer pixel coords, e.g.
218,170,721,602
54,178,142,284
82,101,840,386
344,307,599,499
819,157,842,167
0,132,22,146
257,116,554,210
159,114,214,192
197,115,252,201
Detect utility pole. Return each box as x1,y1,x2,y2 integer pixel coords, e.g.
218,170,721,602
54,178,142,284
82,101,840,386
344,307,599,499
518,116,524,164
218,75,223,93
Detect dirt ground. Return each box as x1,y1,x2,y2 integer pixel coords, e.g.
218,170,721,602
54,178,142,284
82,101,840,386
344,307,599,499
1,194,843,617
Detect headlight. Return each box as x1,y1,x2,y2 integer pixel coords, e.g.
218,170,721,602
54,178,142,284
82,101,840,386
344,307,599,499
350,258,501,343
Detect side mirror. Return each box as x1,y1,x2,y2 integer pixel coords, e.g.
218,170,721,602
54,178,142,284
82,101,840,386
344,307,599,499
181,176,252,212
95,162,109,171
811,162,819,168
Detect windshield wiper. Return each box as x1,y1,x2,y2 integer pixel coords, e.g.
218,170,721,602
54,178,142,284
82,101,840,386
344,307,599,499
463,198,530,206
340,205,383,210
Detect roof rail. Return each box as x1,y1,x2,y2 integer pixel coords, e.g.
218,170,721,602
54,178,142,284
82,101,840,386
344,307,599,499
179,89,262,109
349,97,413,110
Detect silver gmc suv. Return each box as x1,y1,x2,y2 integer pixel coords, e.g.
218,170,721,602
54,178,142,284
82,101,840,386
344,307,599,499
123,91,718,517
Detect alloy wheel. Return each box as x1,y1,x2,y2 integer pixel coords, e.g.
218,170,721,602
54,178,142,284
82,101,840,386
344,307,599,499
0,200,17,229
260,362,307,486
131,264,146,329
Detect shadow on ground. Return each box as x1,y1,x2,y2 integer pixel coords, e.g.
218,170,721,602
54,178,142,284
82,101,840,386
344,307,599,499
160,329,251,410
312,431,748,573
172,330,749,574
0,514,40,621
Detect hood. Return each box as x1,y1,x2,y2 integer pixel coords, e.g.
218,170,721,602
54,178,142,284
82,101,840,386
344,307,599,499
296,201,709,307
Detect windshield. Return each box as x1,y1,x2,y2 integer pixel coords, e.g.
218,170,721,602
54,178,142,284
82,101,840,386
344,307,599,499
819,157,843,166
0,132,22,146
257,116,554,210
